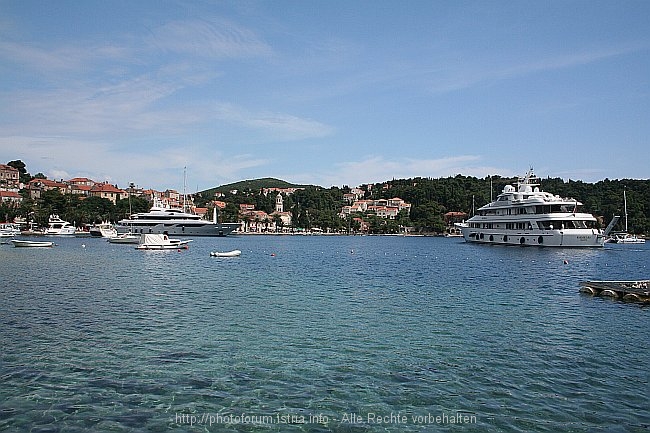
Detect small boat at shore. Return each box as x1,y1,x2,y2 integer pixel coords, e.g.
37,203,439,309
107,232,140,244
44,215,77,235
0,223,21,237
606,190,646,244
90,222,118,238
11,239,54,248
135,233,191,250
210,249,241,257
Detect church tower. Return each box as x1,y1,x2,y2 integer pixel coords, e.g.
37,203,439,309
275,193,283,213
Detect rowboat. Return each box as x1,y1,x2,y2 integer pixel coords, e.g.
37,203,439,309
11,239,54,248
210,249,241,257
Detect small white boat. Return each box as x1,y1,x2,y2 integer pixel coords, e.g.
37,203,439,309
107,232,140,244
90,222,118,238
11,239,54,248
609,233,646,244
210,249,241,257
135,233,191,250
609,189,646,244
0,223,21,237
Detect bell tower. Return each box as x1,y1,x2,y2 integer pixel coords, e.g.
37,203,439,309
275,193,283,213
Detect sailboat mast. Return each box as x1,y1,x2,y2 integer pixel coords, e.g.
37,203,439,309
623,188,627,233
183,166,187,212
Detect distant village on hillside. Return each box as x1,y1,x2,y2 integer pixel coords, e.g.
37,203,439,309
5,160,648,235
0,161,434,234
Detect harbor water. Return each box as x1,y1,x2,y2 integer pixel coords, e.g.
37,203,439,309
1,235,648,432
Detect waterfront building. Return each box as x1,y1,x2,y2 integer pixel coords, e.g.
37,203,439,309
0,164,20,189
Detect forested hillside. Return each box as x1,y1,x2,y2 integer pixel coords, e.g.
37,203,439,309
3,157,648,235
196,175,650,235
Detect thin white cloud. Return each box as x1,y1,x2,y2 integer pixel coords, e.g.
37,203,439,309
147,18,273,58
293,155,513,188
429,43,649,94
0,40,132,75
0,135,270,191
213,103,334,140
3,82,189,137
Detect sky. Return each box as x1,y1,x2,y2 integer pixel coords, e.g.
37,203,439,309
1,0,649,192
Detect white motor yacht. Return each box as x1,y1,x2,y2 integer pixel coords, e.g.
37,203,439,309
89,222,118,238
461,169,605,247
44,215,77,235
117,198,239,237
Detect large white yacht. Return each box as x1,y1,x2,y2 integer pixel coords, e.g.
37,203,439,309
461,169,605,247
44,215,77,235
116,198,239,237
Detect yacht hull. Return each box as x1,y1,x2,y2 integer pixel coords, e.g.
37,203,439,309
116,222,239,237
461,228,604,247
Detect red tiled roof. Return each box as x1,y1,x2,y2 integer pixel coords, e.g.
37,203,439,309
0,190,21,198
28,178,66,188
0,164,19,172
91,183,124,193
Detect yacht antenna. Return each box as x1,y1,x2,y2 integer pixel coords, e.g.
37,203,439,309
490,176,493,202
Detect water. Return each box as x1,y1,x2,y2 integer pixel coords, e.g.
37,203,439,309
1,235,648,432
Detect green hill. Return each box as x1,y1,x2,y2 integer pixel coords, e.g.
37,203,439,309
201,177,310,195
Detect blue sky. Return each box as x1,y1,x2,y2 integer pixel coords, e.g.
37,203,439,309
1,1,648,192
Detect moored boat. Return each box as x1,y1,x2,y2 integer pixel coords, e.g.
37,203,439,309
135,233,192,250
11,239,54,248
44,215,77,235
117,198,239,237
608,233,646,244
210,249,241,257
89,222,118,238
0,223,21,237
607,190,646,244
107,232,140,244
461,169,605,247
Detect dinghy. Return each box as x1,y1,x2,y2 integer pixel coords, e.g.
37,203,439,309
11,239,54,248
210,249,241,257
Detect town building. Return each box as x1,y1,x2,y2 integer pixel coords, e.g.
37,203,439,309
26,178,68,199
89,182,127,205
339,197,411,220
262,187,303,196
0,190,22,205
0,164,20,189
68,177,95,187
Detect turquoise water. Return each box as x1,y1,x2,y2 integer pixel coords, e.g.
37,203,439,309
1,235,648,432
